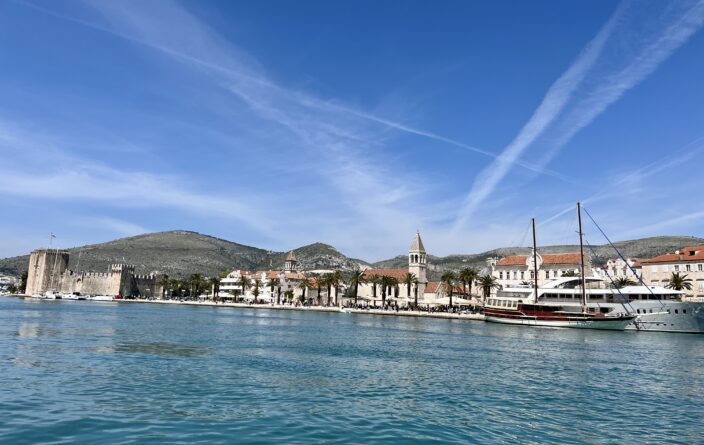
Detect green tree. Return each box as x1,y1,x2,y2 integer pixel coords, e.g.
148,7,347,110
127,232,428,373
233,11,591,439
667,272,693,291
7,283,18,294
297,279,309,304
190,273,205,299
478,274,500,301
380,275,398,309
441,271,457,308
315,276,323,305
328,270,343,306
237,275,250,302
401,272,416,299
320,274,334,306
268,276,278,304
284,289,294,303
252,279,262,302
158,275,170,299
208,276,220,300
459,267,479,296
368,274,381,304
348,270,366,307
19,271,28,294
610,277,637,289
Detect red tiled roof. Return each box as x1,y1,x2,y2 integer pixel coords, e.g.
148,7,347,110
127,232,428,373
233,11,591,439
496,253,583,266
641,246,704,264
362,269,409,280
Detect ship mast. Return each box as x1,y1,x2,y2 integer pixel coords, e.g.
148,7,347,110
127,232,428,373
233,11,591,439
531,218,539,304
577,202,587,313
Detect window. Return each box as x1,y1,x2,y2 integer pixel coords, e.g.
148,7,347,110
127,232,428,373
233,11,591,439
699,264,703,272
513,271,518,280
686,264,691,272
675,309,679,314
520,271,525,280
545,271,550,279
530,271,535,279
683,309,687,314
674,265,680,272
553,270,558,278
698,281,704,290
499,271,503,279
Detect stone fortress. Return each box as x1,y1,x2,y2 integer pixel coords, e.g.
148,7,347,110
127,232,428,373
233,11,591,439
25,248,162,297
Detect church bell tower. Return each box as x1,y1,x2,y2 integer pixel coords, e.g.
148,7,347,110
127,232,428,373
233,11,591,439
408,231,427,285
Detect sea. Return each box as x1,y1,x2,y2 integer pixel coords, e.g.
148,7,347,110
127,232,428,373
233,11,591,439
0,297,702,444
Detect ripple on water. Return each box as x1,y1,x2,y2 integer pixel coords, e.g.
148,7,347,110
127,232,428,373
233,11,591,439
0,298,703,444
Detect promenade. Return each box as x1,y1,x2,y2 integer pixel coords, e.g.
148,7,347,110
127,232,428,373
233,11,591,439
122,298,486,322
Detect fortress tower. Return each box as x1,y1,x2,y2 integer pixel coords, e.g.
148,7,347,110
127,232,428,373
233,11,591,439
25,249,69,295
408,231,428,285
284,250,298,273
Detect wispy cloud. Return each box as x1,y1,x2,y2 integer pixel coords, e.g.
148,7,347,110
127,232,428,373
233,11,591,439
453,0,704,231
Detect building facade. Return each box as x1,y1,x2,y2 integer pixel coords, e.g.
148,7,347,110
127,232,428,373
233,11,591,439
640,245,704,299
219,250,307,302
490,251,591,289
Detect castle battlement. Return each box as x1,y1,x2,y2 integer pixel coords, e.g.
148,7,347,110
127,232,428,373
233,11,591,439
111,264,136,274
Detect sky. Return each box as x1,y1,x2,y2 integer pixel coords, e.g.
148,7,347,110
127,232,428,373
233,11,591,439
1,0,704,261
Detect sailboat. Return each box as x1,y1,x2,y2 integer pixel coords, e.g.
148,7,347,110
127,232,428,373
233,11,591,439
483,203,636,330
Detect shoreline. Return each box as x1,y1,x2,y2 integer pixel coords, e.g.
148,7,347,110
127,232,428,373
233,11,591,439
123,299,486,321
5,294,486,322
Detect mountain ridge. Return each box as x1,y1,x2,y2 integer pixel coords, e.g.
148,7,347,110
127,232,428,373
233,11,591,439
1,231,702,280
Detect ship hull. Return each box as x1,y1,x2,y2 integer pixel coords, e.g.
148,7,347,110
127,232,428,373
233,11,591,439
484,307,634,330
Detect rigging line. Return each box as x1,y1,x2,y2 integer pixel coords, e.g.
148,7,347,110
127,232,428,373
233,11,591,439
582,206,665,309
584,239,635,315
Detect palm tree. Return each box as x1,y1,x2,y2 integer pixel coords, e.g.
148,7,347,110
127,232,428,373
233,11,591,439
314,276,323,305
478,274,500,301
380,275,398,309
667,272,693,291
459,267,479,296
611,277,637,289
237,275,250,302
284,289,294,303
401,272,416,299
329,270,343,306
348,270,366,307
169,278,182,299
412,275,420,308
208,276,220,301
268,277,277,299
441,271,457,309
297,279,309,304
368,274,381,305
157,274,170,299
318,274,331,306
190,273,205,299
251,279,262,303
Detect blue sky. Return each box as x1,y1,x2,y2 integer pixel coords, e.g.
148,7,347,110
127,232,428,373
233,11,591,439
1,0,704,261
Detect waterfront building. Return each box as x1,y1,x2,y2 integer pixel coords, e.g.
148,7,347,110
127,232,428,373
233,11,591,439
25,249,161,297
489,251,591,290
219,251,306,302
351,231,469,306
595,258,642,282
640,245,704,299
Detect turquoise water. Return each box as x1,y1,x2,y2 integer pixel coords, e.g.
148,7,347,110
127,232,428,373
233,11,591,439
1,298,702,444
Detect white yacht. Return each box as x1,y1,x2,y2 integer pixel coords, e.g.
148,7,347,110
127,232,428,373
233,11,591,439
496,277,704,333
90,295,114,301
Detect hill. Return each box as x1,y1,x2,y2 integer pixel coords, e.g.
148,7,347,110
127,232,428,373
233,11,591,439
0,231,368,278
1,232,702,280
